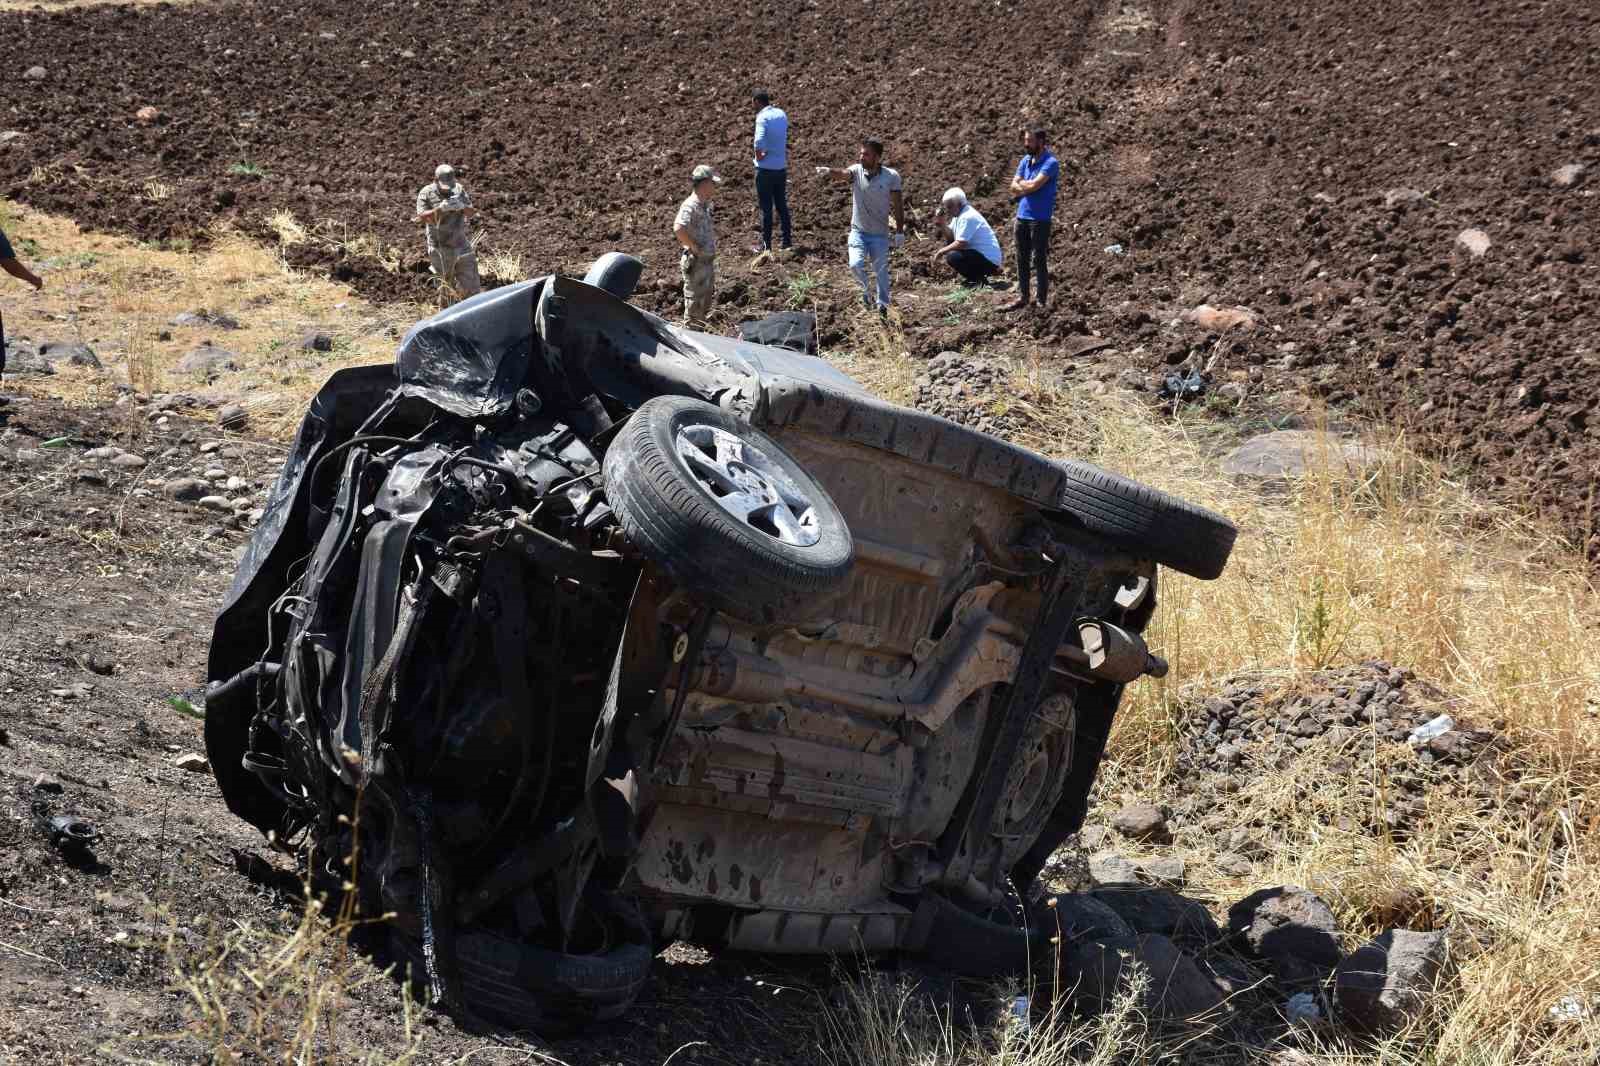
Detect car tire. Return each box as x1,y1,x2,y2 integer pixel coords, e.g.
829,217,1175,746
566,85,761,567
912,889,1045,979
392,892,654,1035
583,252,645,300
603,396,854,624
1055,460,1237,580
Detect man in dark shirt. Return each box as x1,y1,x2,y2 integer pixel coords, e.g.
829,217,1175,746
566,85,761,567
0,222,45,382
1003,128,1059,311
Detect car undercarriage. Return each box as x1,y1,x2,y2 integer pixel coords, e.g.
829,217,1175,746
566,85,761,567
205,256,1236,1030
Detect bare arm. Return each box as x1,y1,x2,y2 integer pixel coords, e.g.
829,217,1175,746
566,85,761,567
890,189,904,233
815,166,854,183
1,257,43,291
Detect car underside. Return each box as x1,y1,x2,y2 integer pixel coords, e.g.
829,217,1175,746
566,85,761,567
205,256,1236,1031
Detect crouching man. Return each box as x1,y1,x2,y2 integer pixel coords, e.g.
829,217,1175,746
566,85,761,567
930,187,1002,287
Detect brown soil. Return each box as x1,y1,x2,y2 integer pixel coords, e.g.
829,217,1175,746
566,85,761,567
4,0,1599,552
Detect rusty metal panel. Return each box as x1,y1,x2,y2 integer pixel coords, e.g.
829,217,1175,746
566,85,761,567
634,804,885,910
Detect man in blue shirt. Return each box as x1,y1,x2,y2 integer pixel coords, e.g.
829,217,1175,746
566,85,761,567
1004,127,1060,311
752,90,792,252
0,222,45,383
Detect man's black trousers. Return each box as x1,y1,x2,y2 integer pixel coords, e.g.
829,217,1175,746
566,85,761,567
1015,218,1052,304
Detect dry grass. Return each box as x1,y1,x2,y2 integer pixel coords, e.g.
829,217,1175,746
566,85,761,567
821,955,1163,1066
837,347,1600,1065
1,200,424,438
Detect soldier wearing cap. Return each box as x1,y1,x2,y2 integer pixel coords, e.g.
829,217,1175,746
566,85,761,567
414,164,482,300
673,165,721,328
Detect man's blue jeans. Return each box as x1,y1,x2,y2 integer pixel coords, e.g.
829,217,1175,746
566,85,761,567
755,167,792,250
848,230,890,310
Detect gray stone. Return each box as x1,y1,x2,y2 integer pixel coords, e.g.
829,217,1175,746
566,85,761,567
1221,430,1383,482
1228,885,1341,983
197,495,232,512
217,403,248,429
84,446,121,460
162,477,209,502
173,751,210,773
223,475,248,493
1050,893,1135,941
3,339,52,376
1456,228,1491,258
39,341,101,369
1334,929,1448,1033
1062,934,1226,1020
171,310,241,330
1089,852,1140,887
203,467,228,480
1383,188,1427,209
1137,856,1187,889
23,66,46,80
301,330,334,352
176,345,241,377
109,452,147,469
1110,803,1171,844
1552,164,1586,188
1092,886,1220,943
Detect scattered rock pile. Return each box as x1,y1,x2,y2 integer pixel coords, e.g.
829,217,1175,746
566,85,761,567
912,351,1020,439
1175,661,1505,839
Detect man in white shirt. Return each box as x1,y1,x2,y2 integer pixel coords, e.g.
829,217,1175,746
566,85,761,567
930,187,1003,286
816,138,904,318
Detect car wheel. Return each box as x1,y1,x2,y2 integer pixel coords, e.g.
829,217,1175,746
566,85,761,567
583,252,645,300
912,889,1045,979
1055,460,1237,580
603,396,854,624
393,892,654,1035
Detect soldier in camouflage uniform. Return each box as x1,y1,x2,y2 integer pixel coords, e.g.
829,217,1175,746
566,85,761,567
414,164,482,300
672,165,721,327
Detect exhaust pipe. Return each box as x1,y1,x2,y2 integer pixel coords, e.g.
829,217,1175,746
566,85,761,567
1075,621,1168,683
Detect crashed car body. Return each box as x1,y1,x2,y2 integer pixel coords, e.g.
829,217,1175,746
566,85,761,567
206,258,1236,1030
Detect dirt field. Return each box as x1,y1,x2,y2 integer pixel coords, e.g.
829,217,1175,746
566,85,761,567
3,0,1598,552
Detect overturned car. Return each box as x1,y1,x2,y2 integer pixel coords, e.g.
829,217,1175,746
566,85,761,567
206,255,1236,1031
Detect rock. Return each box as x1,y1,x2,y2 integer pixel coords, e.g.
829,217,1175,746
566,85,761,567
300,330,334,352
1110,803,1171,844
1092,886,1220,943
197,495,232,512
84,446,120,460
2,339,52,376
1215,852,1252,878
203,467,228,480
1456,228,1491,258
110,452,147,469
176,344,241,377
173,752,210,773
0,130,24,145
39,341,101,369
217,403,248,429
1551,164,1586,188
1285,991,1324,1025
1383,188,1427,209
1182,304,1257,332
162,477,209,502
77,469,108,486
1138,856,1187,889
171,310,241,330
23,66,46,80
1049,893,1135,941
1227,886,1342,983
199,441,222,453
50,682,94,700
134,105,161,124
33,775,63,794
224,475,248,492
1062,934,1226,1020
1333,929,1448,1033
1221,430,1383,482
1089,853,1140,887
